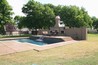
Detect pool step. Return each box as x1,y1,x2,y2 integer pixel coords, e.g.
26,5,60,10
62,37,74,41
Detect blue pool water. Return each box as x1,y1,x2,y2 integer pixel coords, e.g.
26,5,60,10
16,39,46,46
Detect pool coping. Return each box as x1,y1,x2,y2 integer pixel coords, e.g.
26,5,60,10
33,40,78,51
0,37,29,41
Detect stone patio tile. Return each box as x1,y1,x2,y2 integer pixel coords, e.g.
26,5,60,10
0,43,5,46
2,41,34,52
0,45,16,55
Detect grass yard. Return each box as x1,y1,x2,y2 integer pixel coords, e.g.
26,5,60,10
0,34,98,65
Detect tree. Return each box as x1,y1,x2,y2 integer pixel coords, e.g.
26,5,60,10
54,5,62,16
92,17,98,31
60,6,92,28
0,0,13,34
41,5,55,29
14,15,25,29
44,3,55,10
44,4,62,16
22,0,55,30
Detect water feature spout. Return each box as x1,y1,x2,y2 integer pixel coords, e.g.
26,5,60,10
36,36,44,42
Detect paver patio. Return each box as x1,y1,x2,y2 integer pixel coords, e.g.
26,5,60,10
0,41,37,55
0,38,77,55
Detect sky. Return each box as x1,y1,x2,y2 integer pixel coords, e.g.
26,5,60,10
7,0,98,18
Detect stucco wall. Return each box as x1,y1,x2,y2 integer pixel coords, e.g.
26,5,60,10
64,28,87,40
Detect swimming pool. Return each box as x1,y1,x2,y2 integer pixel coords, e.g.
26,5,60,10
0,36,65,46
14,37,65,46
16,39,46,46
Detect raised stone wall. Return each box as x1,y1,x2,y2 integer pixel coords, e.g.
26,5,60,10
64,28,87,40
38,28,87,40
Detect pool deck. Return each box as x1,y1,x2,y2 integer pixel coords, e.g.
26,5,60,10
0,37,78,55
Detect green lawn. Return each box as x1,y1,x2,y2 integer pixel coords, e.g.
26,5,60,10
0,34,98,65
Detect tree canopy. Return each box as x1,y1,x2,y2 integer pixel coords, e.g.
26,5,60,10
38,4,93,28
0,0,13,34
14,15,25,29
92,17,98,31
44,4,62,16
17,0,94,31
60,6,92,28
22,0,55,30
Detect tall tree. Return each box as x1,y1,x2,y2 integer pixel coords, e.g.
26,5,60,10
14,15,25,29
44,4,62,16
22,0,55,30
60,6,92,28
54,5,62,16
42,6,55,28
0,0,13,34
92,17,98,31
